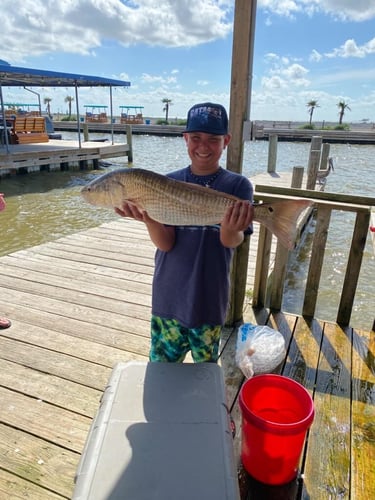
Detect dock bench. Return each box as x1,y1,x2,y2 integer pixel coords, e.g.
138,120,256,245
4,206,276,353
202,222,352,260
11,116,49,144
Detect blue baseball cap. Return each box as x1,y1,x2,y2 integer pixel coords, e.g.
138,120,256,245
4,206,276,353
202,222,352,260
184,102,229,135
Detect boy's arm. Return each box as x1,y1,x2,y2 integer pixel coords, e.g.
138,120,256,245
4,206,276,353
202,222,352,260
115,203,175,252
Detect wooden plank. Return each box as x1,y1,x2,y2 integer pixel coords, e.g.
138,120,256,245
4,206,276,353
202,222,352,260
0,265,152,308
0,424,78,498
1,251,153,286
252,225,272,307
269,241,289,310
0,258,152,295
302,322,352,499
337,209,371,325
0,387,90,452
0,358,100,417
1,300,151,354
350,327,375,498
0,467,64,499
255,184,375,208
303,205,331,318
0,336,111,390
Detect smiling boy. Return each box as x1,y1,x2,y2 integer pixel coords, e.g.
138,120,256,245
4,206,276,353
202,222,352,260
116,102,254,362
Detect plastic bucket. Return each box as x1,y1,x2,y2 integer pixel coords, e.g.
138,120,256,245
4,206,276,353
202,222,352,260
239,374,314,485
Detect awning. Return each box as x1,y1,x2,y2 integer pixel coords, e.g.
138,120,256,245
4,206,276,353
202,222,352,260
0,64,130,88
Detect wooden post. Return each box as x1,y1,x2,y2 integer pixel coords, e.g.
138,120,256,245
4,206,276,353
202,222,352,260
269,167,304,310
292,166,304,188
226,0,257,325
125,125,133,163
337,209,370,325
267,134,278,173
319,142,330,170
83,123,89,142
306,136,322,189
303,205,331,318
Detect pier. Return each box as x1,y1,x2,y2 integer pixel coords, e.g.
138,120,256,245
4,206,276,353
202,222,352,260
0,137,132,176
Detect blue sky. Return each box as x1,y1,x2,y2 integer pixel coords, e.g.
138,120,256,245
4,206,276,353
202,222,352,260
1,0,375,122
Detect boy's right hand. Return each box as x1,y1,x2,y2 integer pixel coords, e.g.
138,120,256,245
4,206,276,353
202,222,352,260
115,202,149,222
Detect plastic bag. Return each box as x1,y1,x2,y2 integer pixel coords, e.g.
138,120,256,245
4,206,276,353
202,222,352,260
235,323,286,379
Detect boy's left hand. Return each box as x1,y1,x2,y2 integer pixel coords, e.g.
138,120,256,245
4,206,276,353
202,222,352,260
221,200,253,232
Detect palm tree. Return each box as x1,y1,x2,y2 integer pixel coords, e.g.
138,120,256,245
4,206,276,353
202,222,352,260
43,97,52,117
64,95,74,119
162,98,172,124
307,100,319,125
337,101,351,125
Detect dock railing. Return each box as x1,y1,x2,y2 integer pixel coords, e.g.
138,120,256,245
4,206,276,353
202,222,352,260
252,186,374,327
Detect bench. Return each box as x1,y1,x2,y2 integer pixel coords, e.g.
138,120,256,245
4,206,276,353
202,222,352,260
11,116,49,144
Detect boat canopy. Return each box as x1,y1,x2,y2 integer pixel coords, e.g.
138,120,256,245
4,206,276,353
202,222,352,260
0,62,130,151
0,64,130,88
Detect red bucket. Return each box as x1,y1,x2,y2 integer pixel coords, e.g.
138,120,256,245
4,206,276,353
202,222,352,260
239,374,314,485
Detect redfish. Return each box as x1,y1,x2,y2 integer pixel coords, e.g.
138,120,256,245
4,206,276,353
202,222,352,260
81,168,312,249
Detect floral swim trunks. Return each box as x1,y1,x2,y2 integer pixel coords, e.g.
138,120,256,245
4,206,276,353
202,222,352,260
150,315,222,363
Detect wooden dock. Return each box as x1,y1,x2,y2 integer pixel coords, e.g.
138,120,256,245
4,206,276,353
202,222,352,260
0,217,373,499
0,138,131,176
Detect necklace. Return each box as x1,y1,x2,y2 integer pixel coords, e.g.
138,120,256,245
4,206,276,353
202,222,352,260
188,167,222,188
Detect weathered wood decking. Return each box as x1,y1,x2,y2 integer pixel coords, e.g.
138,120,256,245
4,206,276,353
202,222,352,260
0,218,373,499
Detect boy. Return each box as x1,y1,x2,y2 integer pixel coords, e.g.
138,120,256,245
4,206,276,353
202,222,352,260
116,102,253,362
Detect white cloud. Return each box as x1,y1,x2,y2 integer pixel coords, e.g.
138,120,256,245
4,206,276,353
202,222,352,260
258,0,375,22
325,37,375,58
0,0,233,63
141,73,177,85
310,49,323,62
263,55,310,90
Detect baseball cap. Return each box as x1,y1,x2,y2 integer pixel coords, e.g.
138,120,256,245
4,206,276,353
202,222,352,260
184,102,228,135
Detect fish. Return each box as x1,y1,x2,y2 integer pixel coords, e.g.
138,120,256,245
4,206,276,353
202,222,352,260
81,168,313,250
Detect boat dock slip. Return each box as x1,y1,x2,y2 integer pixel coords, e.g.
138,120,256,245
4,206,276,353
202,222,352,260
0,218,373,499
0,139,132,175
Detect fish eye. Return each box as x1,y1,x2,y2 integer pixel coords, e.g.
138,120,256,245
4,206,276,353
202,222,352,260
267,206,274,213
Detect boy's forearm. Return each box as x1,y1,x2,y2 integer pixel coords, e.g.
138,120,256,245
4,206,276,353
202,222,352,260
220,228,244,248
145,220,175,251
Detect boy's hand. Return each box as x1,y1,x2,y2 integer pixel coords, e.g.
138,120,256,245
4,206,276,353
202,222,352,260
221,200,253,232
115,202,151,223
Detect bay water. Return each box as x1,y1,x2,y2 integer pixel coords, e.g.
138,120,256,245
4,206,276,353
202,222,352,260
0,133,373,329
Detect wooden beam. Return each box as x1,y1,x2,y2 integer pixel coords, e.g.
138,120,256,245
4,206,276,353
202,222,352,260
226,0,257,324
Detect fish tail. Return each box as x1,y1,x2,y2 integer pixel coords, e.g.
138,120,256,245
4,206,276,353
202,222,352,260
254,199,313,250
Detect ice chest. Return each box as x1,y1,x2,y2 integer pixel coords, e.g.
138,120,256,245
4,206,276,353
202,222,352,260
73,361,240,500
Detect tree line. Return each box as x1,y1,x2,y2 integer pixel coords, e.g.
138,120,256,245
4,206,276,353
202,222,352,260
307,99,351,125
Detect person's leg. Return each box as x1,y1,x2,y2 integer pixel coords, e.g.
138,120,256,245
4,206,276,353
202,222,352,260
150,315,190,362
188,324,222,363
0,317,11,329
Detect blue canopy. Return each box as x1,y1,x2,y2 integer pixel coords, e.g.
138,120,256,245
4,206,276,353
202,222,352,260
0,64,130,88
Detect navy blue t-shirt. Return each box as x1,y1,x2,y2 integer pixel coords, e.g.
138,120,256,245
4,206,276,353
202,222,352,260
152,166,253,328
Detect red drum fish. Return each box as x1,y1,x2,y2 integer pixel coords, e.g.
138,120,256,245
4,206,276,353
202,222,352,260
81,168,312,250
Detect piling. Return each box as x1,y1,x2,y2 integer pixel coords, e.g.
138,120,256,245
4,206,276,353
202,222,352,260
267,134,278,173
306,136,322,189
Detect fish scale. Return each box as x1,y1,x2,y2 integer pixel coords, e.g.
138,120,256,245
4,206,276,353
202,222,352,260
81,168,312,250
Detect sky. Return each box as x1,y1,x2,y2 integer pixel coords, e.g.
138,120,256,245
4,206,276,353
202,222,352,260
1,0,375,123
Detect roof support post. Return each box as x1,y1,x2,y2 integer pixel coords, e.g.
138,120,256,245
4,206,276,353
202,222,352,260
0,84,10,153
109,86,114,144
226,0,257,326
74,83,81,148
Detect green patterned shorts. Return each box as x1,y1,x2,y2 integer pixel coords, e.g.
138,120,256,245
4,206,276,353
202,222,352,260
150,315,222,363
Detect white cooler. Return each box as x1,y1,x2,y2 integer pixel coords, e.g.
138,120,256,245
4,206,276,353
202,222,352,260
73,361,240,500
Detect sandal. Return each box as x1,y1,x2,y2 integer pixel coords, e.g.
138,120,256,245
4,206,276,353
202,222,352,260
0,317,11,329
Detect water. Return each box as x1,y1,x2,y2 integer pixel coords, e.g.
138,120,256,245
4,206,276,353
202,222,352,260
0,133,373,329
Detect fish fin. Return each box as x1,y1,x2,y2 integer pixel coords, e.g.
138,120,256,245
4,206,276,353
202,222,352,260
254,199,313,250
